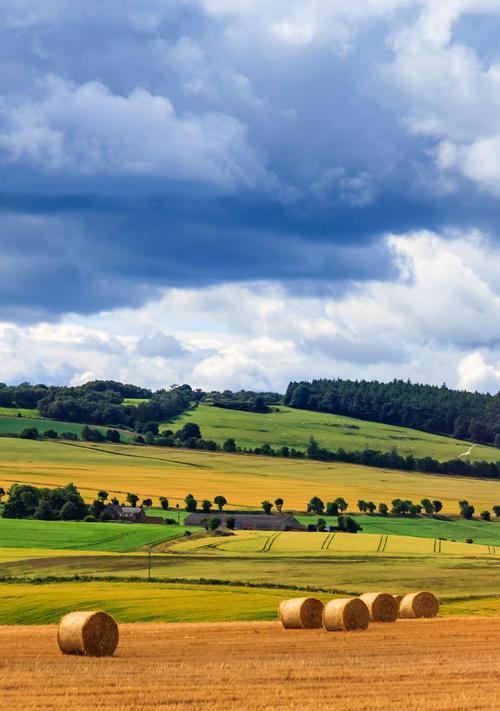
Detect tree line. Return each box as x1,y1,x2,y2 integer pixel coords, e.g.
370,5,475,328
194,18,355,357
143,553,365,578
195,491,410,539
285,378,500,446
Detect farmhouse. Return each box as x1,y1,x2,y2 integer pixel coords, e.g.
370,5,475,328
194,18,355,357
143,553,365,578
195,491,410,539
105,505,164,524
184,513,305,531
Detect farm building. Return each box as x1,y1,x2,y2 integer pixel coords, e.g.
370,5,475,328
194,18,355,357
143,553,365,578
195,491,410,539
184,513,305,531
105,505,164,524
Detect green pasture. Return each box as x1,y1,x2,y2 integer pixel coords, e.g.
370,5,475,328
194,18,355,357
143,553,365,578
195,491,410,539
0,518,191,552
168,404,500,462
0,407,39,418
298,515,500,546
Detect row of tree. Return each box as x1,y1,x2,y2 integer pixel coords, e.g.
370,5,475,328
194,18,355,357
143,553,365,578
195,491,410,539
285,379,500,446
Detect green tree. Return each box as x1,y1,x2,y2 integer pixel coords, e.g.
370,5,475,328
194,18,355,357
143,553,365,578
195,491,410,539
202,499,212,513
43,429,58,439
334,497,348,513
326,501,338,516
274,497,284,513
378,502,388,517
98,490,108,502
184,493,197,512
59,501,79,520
421,498,434,514
307,436,320,459
106,429,121,443
338,515,362,533
261,500,273,514
214,495,227,510
0,487,5,501
480,510,491,521
142,498,153,508
205,516,221,531
432,500,443,513
366,501,376,514
317,517,327,532
176,422,202,442
144,431,155,445
126,493,139,507
223,438,236,453
20,426,39,439
308,496,325,514
493,505,500,518
357,500,367,513
226,516,236,530
159,497,169,510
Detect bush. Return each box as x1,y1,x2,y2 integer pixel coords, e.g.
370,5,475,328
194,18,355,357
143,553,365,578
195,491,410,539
466,538,473,544
60,431,78,441
43,429,58,439
20,426,39,439
59,501,80,520
480,510,491,521
83,515,97,523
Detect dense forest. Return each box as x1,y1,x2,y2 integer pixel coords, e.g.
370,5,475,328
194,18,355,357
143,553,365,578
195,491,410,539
0,381,195,427
285,379,500,446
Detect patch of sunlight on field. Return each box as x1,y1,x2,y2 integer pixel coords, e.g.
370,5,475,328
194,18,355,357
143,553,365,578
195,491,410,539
1,438,499,514
0,581,313,624
170,530,500,557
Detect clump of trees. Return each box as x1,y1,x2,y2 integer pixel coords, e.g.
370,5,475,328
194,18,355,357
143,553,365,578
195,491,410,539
2,483,88,521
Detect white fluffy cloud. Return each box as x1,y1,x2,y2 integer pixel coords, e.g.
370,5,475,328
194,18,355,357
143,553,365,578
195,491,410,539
383,0,500,195
0,230,499,393
0,76,268,189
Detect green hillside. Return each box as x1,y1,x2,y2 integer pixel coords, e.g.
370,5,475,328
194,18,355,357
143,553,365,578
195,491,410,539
167,404,499,462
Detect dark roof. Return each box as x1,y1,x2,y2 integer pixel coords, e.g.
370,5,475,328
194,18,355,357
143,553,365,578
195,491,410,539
106,504,147,521
184,513,304,530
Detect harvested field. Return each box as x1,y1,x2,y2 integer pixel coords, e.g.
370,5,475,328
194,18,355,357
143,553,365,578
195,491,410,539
0,618,498,710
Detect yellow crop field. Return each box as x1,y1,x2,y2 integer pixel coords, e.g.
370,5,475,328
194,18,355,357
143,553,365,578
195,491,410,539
170,530,498,557
1,438,499,513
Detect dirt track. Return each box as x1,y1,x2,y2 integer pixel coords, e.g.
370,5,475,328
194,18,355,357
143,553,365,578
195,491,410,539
0,617,498,710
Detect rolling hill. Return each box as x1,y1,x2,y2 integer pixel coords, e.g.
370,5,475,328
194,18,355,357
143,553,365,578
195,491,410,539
167,404,499,462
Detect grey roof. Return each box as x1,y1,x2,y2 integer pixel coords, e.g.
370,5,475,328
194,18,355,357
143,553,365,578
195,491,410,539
184,512,304,530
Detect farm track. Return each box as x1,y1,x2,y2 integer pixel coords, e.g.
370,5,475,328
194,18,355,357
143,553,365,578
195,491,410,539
0,618,498,710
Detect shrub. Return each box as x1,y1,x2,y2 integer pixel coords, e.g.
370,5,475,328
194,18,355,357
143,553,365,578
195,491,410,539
466,538,473,544
60,431,78,440
20,426,39,439
59,501,80,520
226,516,236,530
480,510,491,521
43,429,58,439
99,510,113,522
83,515,97,523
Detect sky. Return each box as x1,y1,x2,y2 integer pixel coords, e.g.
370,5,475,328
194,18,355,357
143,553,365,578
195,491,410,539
0,0,500,393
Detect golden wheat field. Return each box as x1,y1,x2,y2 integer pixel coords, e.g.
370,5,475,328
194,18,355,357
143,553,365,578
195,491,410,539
0,618,498,711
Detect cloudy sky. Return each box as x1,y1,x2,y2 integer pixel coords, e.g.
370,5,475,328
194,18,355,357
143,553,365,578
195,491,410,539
1,0,500,393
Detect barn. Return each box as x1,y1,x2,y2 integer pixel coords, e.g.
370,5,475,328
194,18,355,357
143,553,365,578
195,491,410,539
184,513,305,531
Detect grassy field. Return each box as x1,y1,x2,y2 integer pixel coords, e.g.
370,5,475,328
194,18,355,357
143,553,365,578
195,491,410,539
0,518,190,552
1,437,498,514
0,415,134,441
169,404,500,462
1,619,498,710
0,407,39,418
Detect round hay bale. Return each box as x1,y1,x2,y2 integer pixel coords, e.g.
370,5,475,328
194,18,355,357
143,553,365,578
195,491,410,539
399,592,439,619
360,593,399,622
58,611,119,656
394,594,404,606
323,598,370,632
279,597,324,629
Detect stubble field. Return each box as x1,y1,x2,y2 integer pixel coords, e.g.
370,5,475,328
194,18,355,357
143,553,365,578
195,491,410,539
1,618,498,711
